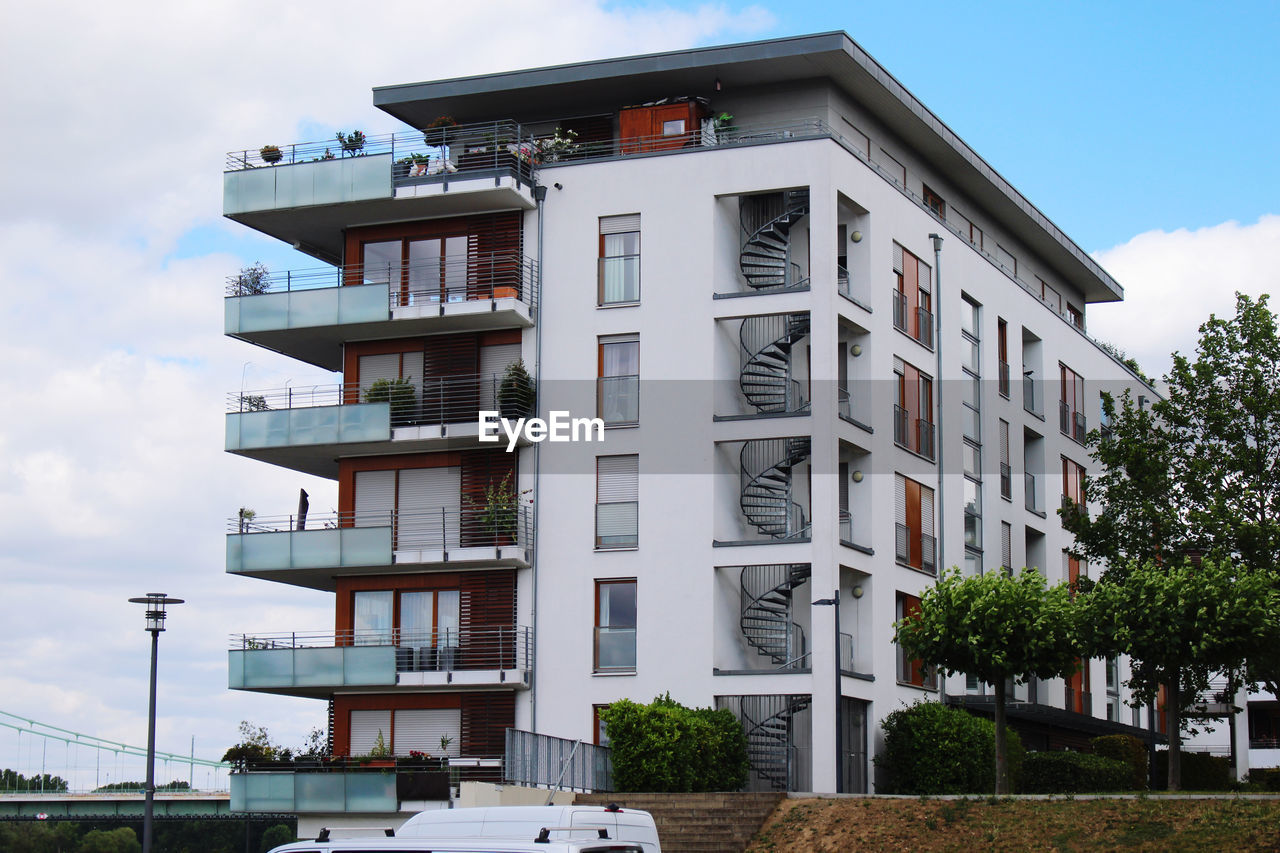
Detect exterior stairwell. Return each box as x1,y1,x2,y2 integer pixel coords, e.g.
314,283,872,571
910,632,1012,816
739,314,809,414
739,438,810,540
740,564,809,669
574,791,783,853
739,696,811,792
739,191,810,290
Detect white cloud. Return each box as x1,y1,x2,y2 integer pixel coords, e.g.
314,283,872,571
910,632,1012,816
0,0,773,782
1089,215,1280,380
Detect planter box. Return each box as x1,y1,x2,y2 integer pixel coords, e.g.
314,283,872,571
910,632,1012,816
397,770,451,800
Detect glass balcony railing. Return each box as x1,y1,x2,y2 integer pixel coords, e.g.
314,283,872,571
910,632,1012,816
597,375,639,425
594,626,637,672
598,255,640,304
232,769,396,814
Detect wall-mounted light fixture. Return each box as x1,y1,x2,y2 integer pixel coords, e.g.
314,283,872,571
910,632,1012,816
850,230,863,243
850,343,862,357
851,585,864,599
851,470,864,483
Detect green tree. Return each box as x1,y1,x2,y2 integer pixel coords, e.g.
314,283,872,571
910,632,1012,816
260,823,296,852
0,768,69,792
78,827,140,853
1084,558,1279,790
221,720,289,767
893,567,1082,794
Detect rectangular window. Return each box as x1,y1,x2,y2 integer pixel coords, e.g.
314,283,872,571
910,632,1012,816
1062,456,1086,514
892,243,933,348
593,705,611,746
923,185,945,218
999,419,1012,500
1067,304,1084,330
598,335,639,425
894,358,935,460
1001,522,1013,573
1059,363,1086,443
595,579,636,672
895,474,936,574
596,455,639,548
997,319,1010,397
896,592,936,688
599,215,640,304
963,478,982,549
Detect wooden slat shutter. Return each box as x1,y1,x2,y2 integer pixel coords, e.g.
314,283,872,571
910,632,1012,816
460,569,517,669
460,450,517,547
460,693,514,758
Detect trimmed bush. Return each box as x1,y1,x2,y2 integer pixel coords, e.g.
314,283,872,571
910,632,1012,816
1091,734,1148,790
1246,767,1280,792
363,377,417,422
875,702,1023,794
1152,751,1234,790
598,694,748,792
1022,751,1132,793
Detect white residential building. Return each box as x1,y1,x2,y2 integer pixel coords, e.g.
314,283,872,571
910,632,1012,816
222,33,1241,824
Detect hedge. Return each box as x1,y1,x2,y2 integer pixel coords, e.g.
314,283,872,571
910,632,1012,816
1246,767,1280,791
875,702,1023,794
598,694,748,792
1152,751,1234,791
1091,734,1148,790
1022,751,1132,793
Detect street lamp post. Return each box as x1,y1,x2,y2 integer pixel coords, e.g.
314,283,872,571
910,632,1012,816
129,593,184,853
812,590,842,793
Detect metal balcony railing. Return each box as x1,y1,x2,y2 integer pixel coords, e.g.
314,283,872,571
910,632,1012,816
1023,373,1039,415
1000,462,1012,500
838,510,852,543
916,306,934,348
230,505,534,551
1025,472,1039,513
895,522,937,574
893,405,935,460
230,626,532,672
598,255,640,304
891,288,908,333
839,631,855,673
544,117,832,164
837,387,853,421
225,252,540,310
998,360,1010,398
230,372,534,428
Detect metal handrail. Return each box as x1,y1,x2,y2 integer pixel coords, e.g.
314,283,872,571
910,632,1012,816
225,252,540,309
1025,472,1039,512
229,505,534,551
230,626,532,671
539,117,832,166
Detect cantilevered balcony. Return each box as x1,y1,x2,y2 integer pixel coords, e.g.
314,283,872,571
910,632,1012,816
226,374,533,477
231,758,502,813
227,507,534,590
225,253,538,371
224,122,538,262
228,627,532,697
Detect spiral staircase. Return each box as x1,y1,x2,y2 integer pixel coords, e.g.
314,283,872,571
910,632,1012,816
719,694,813,791
739,190,809,290
740,564,810,668
740,438,810,539
739,314,809,413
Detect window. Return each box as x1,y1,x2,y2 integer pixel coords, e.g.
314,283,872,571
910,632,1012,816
354,465,463,549
599,215,640,304
363,235,472,304
895,474,936,574
1001,522,1013,573
1105,657,1121,722
923,185,945,218
998,420,1012,500
349,707,462,757
593,705,611,746
896,592,936,688
1059,363,1086,443
1062,456,1086,516
892,243,933,348
598,335,639,424
893,358,935,460
963,478,982,550
997,318,1010,397
596,455,638,548
594,579,636,672
1067,303,1084,330
352,587,461,668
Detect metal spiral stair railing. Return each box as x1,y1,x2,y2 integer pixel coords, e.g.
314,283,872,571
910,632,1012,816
739,191,810,289
740,437,811,539
740,695,812,791
740,564,810,666
739,314,810,413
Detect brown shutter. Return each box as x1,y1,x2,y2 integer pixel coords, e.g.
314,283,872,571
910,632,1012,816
459,449,517,547
460,693,515,758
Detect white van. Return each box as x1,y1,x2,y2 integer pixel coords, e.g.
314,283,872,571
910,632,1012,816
268,836,641,853
398,805,661,853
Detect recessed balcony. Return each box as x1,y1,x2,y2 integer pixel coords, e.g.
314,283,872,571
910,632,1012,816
224,122,537,262
225,254,538,371
227,507,534,590
228,626,532,698
226,375,534,478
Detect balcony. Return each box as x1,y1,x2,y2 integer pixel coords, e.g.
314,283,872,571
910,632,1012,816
895,522,937,574
837,265,870,311
1025,472,1041,515
225,254,538,370
230,758,502,813
226,374,534,478
1059,400,1087,444
229,626,533,697
890,289,932,348
1023,373,1041,417
224,122,538,262
227,507,534,590
893,404,935,461
998,360,1010,398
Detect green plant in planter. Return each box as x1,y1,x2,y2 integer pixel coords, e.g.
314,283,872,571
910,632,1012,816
259,144,283,163
234,261,270,296
336,129,366,155
467,472,529,542
363,378,416,422
369,730,390,758
498,359,534,418
237,507,257,533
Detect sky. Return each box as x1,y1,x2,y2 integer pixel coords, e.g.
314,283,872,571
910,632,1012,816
0,0,1276,787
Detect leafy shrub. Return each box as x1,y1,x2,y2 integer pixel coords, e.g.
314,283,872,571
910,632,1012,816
1091,734,1148,790
875,702,1023,794
363,378,417,422
1246,767,1280,791
1022,751,1131,793
498,359,534,418
1152,750,1234,790
79,827,141,853
598,694,747,792
260,823,296,852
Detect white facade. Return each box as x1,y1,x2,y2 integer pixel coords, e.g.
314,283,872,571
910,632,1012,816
224,32,1181,803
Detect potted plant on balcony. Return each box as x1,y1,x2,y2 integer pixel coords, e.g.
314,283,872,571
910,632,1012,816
358,730,395,768
497,360,534,419
233,261,270,296
259,144,283,164
363,378,417,424
467,471,530,546
335,129,366,156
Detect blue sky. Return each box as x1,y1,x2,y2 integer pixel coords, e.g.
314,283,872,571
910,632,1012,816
0,0,1275,780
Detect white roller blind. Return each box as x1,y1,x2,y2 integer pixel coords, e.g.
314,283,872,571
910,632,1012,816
354,470,395,527
479,343,522,410
359,353,400,396
350,709,392,755
394,709,461,757
597,455,638,502
917,258,932,295
892,243,904,274
920,485,935,539
397,466,461,548
600,214,640,235
894,474,906,526
1002,522,1013,569
999,420,1010,465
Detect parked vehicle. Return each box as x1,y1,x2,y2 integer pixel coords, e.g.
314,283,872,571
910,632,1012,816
399,805,661,853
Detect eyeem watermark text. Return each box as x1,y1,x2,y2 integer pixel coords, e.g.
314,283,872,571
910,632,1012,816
479,411,604,451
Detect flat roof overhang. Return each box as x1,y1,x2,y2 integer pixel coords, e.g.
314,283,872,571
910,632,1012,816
948,694,1169,743
374,32,1122,304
